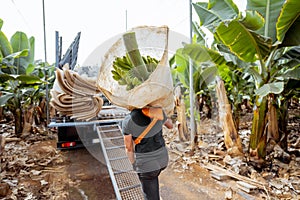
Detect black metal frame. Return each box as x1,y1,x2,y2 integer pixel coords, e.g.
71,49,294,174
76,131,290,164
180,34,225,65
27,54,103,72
55,31,81,70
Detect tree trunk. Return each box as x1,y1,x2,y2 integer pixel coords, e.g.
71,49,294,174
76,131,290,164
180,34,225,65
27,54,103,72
215,77,243,156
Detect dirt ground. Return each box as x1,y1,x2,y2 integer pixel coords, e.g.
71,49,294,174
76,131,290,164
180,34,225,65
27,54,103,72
0,134,254,200
61,146,113,200
53,143,249,200
159,154,252,200
43,139,261,200
0,103,299,199
0,125,298,200
54,142,243,200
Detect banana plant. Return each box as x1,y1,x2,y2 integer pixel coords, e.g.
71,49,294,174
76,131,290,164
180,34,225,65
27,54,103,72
182,0,300,160
0,73,45,134
0,59,52,136
172,46,219,119
0,18,49,136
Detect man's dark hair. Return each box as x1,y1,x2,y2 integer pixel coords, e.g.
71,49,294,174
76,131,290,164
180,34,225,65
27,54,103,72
130,109,151,126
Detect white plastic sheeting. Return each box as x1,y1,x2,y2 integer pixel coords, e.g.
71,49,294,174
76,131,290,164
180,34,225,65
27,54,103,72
96,26,174,115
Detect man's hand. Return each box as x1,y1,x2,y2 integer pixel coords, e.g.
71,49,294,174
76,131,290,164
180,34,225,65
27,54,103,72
164,118,173,129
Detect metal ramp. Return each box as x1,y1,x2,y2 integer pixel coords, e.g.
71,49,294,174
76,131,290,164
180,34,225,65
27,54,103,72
97,124,144,200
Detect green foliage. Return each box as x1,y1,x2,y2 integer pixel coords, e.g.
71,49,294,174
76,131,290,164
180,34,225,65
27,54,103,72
216,20,273,62
0,18,3,29
0,31,13,57
184,0,300,159
247,0,285,42
0,18,52,135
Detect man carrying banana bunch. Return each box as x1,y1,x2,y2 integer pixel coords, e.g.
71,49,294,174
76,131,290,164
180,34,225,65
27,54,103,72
122,106,173,200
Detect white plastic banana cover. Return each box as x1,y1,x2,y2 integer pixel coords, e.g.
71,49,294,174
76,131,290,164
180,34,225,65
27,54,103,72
96,26,174,115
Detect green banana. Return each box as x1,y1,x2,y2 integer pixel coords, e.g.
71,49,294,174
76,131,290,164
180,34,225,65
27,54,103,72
142,56,148,65
111,54,159,90
114,57,132,71
111,70,121,81
118,79,127,85
146,63,157,73
122,54,132,66
132,77,141,86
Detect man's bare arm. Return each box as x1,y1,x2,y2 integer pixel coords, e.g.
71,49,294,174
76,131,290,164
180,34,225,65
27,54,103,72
124,134,135,164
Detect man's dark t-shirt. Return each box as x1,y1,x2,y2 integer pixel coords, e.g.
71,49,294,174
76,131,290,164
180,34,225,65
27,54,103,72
122,109,169,173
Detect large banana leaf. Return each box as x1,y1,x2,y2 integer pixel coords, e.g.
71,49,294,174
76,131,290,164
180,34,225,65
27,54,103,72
182,44,228,66
247,0,285,42
180,44,232,93
246,67,264,87
174,60,218,96
10,31,30,53
207,0,239,20
193,0,238,32
4,49,28,60
192,22,206,46
216,20,273,62
174,49,190,88
0,50,29,73
275,46,300,67
193,64,218,93
0,73,44,84
276,0,300,46
283,65,300,80
0,31,13,57
0,19,3,30
0,92,14,107
28,36,35,63
10,31,31,74
255,81,284,97
193,2,220,32
0,73,44,109
239,10,265,31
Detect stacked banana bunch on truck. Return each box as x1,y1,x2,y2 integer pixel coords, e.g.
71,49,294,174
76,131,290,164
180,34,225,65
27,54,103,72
50,64,103,121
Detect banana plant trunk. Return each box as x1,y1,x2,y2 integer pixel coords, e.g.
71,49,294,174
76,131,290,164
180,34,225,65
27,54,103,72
267,95,279,144
0,92,3,121
215,77,243,156
232,102,242,131
174,86,188,141
249,96,268,159
249,95,285,160
13,108,23,136
22,107,34,136
278,99,289,151
0,107,3,121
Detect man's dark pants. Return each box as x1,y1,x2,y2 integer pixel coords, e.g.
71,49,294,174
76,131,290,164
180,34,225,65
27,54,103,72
137,168,164,200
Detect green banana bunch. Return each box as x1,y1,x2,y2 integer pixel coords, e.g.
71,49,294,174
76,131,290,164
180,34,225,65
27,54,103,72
111,54,160,90
143,55,159,73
